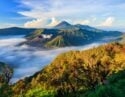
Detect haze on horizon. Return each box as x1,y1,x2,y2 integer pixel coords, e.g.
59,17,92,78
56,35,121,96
0,0,125,31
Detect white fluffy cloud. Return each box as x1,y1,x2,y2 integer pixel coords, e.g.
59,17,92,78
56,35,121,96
79,20,90,25
17,0,125,28
18,0,109,28
100,17,115,27
47,17,59,27
24,17,60,28
92,17,96,21
75,17,97,25
24,19,47,28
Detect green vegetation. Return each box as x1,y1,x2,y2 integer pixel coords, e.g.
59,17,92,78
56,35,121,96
46,36,71,47
1,42,125,97
0,62,13,97
0,62,13,84
23,88,56,97
25,28,90,48
85,70,125,97
10,42,125,97
25,21,122,48
26,29,44,39
0,22,124,97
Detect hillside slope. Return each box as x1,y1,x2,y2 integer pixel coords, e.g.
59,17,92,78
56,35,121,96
12,42,125,97
46,36,71,47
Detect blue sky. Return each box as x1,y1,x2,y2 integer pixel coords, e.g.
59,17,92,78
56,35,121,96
0,0,125,31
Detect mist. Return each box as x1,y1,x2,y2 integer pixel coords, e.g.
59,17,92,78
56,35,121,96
0,35,111,83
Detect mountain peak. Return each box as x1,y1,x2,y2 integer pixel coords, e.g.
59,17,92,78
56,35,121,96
59,21,71,25
54,21,72,29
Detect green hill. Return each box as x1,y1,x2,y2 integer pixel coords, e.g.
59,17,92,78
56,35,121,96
46,36,71,47
12,42,125,97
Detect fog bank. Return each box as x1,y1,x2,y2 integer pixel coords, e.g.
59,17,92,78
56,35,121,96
0,35,110,83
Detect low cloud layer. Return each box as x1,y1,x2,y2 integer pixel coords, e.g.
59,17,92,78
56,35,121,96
0,35,118,83
100,17,115,27
24,19,46,28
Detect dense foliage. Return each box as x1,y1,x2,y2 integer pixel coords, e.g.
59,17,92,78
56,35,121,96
0,62,13,97
85,70,125,97
11,42,125,97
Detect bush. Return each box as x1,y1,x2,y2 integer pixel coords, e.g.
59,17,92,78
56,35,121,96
24,88,56,97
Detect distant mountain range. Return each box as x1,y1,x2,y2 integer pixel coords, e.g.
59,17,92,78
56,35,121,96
23,21,123,48
0,27,35,35
54,21,99,31
0,21,123,48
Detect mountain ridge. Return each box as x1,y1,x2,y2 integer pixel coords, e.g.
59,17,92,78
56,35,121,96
54,21,102,31
0,21,123,48
0,27,36,35
23,22,123,48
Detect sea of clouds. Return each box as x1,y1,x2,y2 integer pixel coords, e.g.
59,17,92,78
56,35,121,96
0,35,112,83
